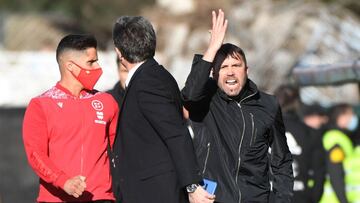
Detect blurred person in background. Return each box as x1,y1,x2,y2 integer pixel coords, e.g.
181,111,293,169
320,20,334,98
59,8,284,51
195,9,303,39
111,15,214,203
181,10,293,203
274,85,325,203
320,103,360,203
22,34,119,202
301,104,328,202
107,56,128,108
302,104,329,130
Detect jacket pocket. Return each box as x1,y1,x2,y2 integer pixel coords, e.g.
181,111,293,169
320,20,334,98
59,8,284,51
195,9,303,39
202,142,211,175
249,113,258,146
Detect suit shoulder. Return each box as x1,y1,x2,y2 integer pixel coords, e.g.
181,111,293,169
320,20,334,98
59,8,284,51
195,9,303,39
140,65,178,88
145,63,174,78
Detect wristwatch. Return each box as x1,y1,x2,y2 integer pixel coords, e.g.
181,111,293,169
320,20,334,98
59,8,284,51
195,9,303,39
186,183,200,193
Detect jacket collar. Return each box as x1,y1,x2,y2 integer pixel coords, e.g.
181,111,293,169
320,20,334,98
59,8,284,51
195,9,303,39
55,82,97,99
120,58,158,108
125,58,158,89
125,61,144,87
217,79,259,103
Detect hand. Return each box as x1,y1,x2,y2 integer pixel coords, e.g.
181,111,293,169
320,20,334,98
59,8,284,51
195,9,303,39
63,175,87,198
188,186,216,203
203,9,228,62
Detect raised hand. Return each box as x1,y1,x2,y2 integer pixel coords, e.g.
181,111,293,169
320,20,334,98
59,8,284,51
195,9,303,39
203,9,228,62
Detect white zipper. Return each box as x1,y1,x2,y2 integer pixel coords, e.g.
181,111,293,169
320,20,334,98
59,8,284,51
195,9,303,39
236,102,245,203
235,91,257,203
80,101,85,175
202,142,211,175
250,113,254,146
80,144,84,174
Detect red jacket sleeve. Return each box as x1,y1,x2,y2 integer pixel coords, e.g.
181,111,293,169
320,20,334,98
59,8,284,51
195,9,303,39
22,98,70,189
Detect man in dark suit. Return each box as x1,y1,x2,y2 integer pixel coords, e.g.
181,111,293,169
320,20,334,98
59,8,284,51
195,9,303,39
111,16,215,203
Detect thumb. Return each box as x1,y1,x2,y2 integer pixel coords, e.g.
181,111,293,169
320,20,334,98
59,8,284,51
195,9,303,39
204,191,215,199
208,194,216,200
79,176,86,182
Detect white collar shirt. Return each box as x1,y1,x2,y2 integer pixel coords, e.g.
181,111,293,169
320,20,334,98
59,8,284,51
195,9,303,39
125,61,144,88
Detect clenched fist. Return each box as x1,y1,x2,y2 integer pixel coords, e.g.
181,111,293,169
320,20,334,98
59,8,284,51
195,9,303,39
63,175,87,198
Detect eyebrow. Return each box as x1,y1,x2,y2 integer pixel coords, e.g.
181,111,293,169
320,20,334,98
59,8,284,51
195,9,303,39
87,59,98,63
233,62,243,66
221,62,243,67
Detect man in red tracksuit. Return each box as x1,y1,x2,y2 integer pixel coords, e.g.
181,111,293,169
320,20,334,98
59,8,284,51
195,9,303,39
22,34,119,203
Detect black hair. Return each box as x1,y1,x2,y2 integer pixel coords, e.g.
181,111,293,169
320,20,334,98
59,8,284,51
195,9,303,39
113,16,156,63
212,43,247,80
56,34,97,62
302,104,327,117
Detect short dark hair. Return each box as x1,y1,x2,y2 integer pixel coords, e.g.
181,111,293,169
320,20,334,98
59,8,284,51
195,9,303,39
112,16,156,63
212,43,247,80
302,104,327,117
56,34,97,62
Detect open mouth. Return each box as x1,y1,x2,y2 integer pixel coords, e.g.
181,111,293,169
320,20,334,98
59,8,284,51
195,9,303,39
225,79,238,86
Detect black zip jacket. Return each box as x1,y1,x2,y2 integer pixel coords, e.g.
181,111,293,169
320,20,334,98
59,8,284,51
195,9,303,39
181,55,294,203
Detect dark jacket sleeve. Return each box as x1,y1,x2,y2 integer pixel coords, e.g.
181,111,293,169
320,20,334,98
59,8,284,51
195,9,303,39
137,73,202,188
309,129,326,202
327,145,348,203
270,104,294,202
181,55,215,107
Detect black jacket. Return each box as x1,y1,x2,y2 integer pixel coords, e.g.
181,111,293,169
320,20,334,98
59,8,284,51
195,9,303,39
181,55,294,203
113,58,202,203
282,112,325,203
307,127,326,203
107,81,125,109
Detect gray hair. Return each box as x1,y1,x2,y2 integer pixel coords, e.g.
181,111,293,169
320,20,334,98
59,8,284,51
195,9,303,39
113,16,156,63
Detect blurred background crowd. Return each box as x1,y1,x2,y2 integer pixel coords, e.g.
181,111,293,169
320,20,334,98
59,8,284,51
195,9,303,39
0,0,359,202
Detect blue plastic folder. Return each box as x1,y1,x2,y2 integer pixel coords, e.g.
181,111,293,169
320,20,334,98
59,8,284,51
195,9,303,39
202,178,217,195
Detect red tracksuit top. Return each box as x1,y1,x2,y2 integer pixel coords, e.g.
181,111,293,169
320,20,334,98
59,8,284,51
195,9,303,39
22,83,119,202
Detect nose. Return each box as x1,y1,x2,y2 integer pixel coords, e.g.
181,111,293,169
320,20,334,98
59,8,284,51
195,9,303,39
226,67,235,76
92,62,101,69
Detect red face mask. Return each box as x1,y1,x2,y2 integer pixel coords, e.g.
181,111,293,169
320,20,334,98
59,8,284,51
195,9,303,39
70,61,103,90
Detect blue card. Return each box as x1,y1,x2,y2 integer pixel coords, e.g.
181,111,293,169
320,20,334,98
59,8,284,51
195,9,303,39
203,178,217,195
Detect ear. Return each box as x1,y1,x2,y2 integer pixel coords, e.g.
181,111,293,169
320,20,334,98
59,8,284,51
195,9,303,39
115,48,122,59
115,47,131,70
65,61,74,72
246,66,249,74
